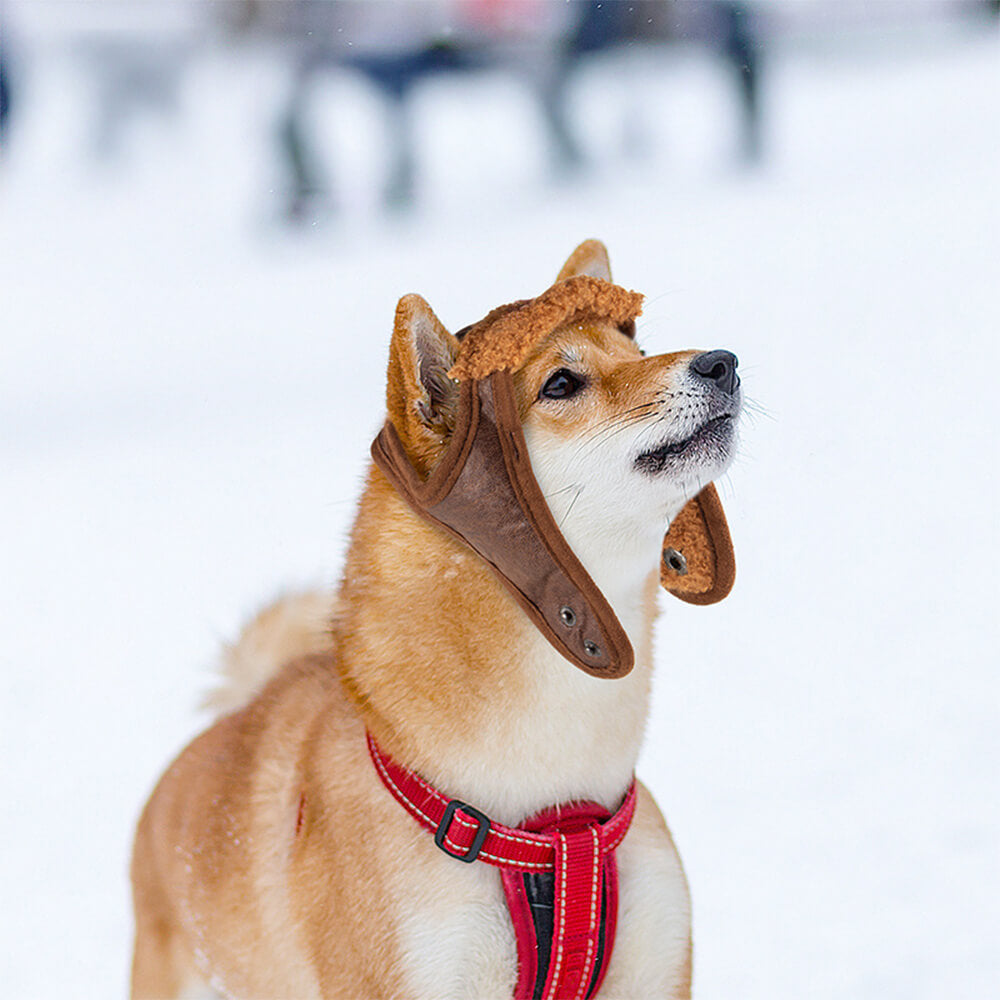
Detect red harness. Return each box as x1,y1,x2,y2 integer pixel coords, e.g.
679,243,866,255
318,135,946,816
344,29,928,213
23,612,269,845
367,734,636,999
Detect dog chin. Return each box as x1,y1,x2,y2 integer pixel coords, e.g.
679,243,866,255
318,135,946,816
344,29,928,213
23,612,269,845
632,414,737,479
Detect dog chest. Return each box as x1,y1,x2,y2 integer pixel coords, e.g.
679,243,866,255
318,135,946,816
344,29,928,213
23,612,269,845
390,809,691,999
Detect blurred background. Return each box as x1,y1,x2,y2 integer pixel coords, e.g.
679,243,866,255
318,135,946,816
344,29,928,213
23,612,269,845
1,2,998,998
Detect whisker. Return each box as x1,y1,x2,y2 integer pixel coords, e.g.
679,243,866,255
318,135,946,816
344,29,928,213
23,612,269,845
586,402,659,440
559,485,585,529
587,401,659,433
543,483,582,500
587,413,656,447
566,404,657,460
740,394,774,422
575,409,658,460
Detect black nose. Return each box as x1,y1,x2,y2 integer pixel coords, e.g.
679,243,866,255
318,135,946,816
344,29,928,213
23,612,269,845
690,350,739,396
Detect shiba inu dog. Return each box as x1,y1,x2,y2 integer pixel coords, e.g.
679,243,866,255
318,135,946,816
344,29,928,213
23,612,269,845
130,240,742,1000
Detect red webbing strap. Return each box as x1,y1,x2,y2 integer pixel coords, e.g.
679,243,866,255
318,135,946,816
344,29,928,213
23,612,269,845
505,801,620,1000
367,734,635,998
550,825,602,998
367,734,635,871
501,870,541,998
593,850,619,999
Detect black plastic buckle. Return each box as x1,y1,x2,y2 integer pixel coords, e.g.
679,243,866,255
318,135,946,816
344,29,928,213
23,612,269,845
434,800,491,863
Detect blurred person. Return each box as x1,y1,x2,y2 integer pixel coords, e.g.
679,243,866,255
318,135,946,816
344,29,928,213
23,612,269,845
227,0,767,222
0,45,10,137
249,0,460,219
717,2,763,162
78,2,198,160
665,0,764,163
88,39,189,159
0,10,13,149
456,0,580,173
230,0,576,220
541,1,765,167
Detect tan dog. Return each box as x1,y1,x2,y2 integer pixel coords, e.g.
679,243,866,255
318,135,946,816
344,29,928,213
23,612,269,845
130,241,742,999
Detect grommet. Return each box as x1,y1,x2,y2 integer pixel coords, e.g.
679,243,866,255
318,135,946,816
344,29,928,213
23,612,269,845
583,640,601,658
559,606,577,627
663,547,688,576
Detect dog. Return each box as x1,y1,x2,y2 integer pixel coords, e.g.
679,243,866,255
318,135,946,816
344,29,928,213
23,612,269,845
130,240,742,999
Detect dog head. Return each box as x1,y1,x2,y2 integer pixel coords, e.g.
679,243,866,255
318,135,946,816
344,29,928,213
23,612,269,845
375,241,740,676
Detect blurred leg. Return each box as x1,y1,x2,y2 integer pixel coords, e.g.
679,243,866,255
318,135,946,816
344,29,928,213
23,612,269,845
277,59,329,221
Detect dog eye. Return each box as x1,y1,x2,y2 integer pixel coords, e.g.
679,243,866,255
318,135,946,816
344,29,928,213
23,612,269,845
540,369,585,400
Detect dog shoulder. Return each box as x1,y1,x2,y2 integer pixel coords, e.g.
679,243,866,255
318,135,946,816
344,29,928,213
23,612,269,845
602,781,693,999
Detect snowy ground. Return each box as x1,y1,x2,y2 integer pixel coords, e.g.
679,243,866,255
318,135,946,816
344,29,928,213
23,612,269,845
1,17,998,1000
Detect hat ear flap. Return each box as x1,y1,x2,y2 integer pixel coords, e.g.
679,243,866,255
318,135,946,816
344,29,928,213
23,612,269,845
660,484,735,604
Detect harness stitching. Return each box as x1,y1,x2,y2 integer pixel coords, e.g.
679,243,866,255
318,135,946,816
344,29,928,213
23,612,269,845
573,827,601,1000
371,740,552,869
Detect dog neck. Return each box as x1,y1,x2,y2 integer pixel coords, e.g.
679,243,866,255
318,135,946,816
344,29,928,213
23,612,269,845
335,470,661,828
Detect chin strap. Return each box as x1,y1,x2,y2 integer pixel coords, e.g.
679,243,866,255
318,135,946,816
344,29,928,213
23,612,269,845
367,733,636,999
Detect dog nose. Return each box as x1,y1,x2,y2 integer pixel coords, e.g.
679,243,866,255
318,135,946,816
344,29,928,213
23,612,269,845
690,350,739,396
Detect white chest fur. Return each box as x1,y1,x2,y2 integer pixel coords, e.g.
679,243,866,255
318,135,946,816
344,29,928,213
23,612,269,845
393,791,691,1000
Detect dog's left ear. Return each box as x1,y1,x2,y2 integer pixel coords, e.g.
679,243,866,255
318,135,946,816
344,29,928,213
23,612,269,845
385,294,461,475
660,484,736,605
556,239,613,283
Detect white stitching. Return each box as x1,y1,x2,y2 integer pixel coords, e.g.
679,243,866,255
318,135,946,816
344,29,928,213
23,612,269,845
370,740,555,869
545,832,569,999
573,827,601,1000
370,738,554,855
478,850,550,869
371,742,438,828
378,744,550,848
451,812,551,850
371,739,642,874
373,738,636,858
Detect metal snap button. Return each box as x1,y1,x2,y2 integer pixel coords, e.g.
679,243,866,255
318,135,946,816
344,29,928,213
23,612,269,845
663,547,688,576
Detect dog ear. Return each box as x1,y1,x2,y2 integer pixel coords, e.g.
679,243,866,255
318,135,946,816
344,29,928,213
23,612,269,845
660,484,736,605
385,294,461,473
556,239,612,283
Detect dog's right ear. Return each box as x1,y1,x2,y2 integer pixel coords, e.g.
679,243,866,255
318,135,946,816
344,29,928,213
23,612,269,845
385,294,461,474
556,239,612,283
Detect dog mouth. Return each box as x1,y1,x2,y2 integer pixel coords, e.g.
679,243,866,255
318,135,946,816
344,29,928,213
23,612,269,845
633,414,736,475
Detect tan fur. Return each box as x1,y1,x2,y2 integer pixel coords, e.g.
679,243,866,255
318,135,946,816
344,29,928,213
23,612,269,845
385,294,460,478
130,241,725,999
554,239,613,283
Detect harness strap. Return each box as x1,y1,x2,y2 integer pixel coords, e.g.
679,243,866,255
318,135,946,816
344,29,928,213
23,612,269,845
501,803,621,1000
367,734,636,998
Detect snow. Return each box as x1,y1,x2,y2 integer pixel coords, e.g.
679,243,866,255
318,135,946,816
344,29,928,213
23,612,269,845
1,17,998,1000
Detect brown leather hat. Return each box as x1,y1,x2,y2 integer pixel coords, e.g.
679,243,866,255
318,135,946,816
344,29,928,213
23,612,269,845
372,264,735,679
